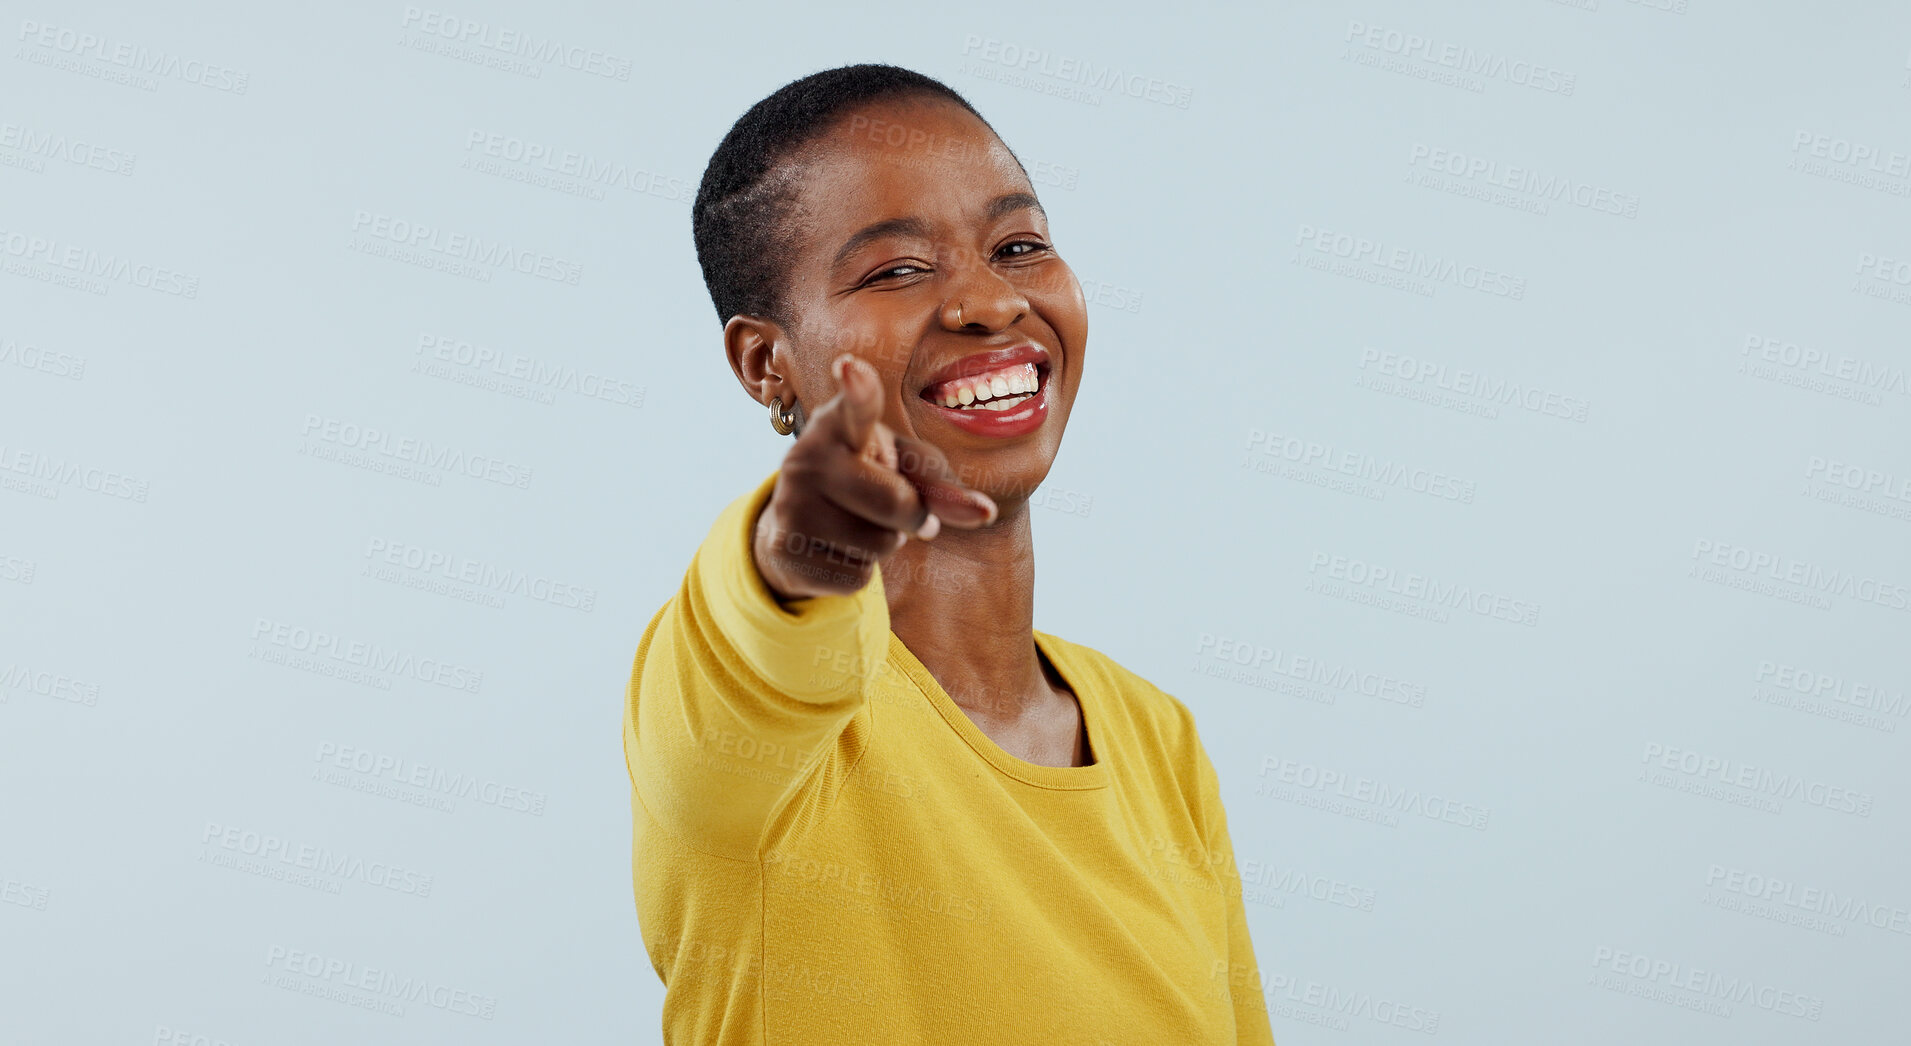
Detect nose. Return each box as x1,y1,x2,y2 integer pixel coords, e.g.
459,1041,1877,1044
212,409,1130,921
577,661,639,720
940,251,1029,333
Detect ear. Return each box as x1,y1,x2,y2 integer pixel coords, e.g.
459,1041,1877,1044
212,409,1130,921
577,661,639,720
723,314,792,411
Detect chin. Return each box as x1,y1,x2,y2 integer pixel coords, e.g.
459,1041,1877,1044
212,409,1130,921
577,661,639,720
945,429,1068,507
901,346,1078,505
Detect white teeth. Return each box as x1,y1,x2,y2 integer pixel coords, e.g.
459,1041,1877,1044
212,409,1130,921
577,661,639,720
927,361,1043,410
972,392,1032,412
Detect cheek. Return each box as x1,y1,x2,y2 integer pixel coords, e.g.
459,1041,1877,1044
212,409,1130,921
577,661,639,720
866,316,925,379
796,307,918,400
1027,268,1088,360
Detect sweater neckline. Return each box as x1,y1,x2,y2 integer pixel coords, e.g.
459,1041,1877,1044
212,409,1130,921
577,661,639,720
887,630,1111,791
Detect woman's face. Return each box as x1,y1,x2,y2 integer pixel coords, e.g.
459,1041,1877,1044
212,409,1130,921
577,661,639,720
762,95,1087,508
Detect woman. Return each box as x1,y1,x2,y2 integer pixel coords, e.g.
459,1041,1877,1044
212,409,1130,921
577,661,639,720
624,64,1275,1044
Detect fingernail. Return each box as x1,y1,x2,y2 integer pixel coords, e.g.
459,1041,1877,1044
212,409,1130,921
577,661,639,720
915,513,941,540
832,354,853,382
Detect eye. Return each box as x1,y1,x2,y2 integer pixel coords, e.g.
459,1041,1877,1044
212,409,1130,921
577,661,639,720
996,239,1052,261
862,262,931,286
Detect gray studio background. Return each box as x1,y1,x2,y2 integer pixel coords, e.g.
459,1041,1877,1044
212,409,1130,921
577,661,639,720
4,1,1909,1043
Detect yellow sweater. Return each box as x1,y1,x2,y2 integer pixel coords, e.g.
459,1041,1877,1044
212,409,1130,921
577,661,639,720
623,471,1276,1045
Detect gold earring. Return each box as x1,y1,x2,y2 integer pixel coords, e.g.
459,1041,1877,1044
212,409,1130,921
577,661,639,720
768,396,796,436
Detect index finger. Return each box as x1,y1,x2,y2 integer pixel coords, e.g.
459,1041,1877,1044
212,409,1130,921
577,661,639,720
891,433,998,528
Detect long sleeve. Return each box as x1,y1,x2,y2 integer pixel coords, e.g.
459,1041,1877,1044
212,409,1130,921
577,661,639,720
623,470,892,860
1196,734,1278,1045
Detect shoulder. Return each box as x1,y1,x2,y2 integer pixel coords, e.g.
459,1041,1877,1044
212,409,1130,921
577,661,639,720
1040,629,1233,846
1037,629,1208,764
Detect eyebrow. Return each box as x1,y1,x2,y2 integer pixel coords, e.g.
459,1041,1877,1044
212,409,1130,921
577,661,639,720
987,192,1045,223
831,217,931,271
829,193,1048,271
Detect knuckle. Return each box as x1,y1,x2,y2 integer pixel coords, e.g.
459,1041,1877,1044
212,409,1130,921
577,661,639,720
780,446,821,480
912,447,946,476
875,480,913,519
817,564,871,596
845,535,884,567
781,454,834,494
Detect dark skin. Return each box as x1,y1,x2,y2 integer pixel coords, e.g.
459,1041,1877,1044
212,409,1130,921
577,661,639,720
722,96,1093,768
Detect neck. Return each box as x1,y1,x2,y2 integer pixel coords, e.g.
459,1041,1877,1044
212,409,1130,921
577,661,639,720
882,499,1047,719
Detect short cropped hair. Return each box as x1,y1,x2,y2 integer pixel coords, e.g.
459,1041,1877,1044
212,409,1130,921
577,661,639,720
691,64,999,326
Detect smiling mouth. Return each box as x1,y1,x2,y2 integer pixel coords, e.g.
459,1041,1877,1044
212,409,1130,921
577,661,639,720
918,361,1050,412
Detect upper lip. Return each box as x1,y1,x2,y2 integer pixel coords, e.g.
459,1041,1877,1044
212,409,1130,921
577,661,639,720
918,344,1051,396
